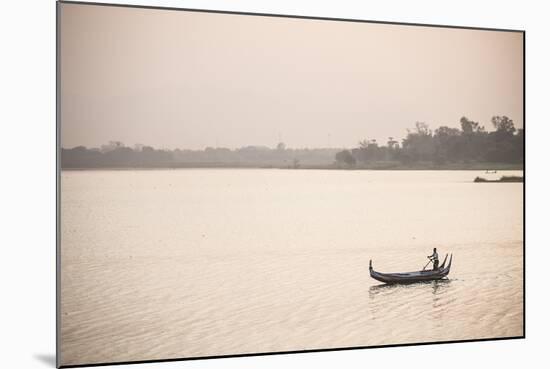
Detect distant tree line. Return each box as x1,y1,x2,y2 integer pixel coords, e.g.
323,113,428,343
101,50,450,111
61,142,173,168
61,141,340,169
61,115,523,169
335,116,523,168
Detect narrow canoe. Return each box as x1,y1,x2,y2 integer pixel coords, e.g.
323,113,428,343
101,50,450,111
369,254,452,284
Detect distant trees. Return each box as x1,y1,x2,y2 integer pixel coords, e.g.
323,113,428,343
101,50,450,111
400,122,435,163
433,126,461,164
334,115,523,167
335,150,356,167
276,142,286,151
460,117,484,135
61,115,523,170
387,137,399,149
61,143,172,168
486,116,522,163
353,139,381,162
492,116,516,134
61,142,341,169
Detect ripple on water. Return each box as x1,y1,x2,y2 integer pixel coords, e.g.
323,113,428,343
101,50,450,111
60,170,523,365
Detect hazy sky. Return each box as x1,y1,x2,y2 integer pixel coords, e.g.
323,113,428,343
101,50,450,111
60,3,523,150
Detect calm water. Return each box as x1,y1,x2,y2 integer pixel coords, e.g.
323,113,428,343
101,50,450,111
60,170,523,366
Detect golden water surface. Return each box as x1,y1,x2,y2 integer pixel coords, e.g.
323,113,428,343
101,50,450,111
60,170,523,366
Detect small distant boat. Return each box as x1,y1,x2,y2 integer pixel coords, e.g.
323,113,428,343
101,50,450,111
369,254,452,284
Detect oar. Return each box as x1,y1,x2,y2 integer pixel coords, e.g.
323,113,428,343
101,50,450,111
422,258,433,271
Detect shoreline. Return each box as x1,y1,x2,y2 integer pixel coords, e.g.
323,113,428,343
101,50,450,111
60,163,524,171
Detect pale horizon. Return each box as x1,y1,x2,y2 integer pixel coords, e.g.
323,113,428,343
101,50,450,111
60,3,523,150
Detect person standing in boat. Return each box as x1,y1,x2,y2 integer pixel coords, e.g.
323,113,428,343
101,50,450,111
428,248,439,270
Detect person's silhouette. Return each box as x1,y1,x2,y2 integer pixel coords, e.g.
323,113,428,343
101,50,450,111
428,248,439,270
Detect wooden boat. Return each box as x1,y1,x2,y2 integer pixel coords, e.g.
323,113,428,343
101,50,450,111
369,254,452,284
474,176,523,183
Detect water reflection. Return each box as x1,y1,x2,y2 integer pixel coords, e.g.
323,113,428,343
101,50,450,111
60,169,523,364
368,279,453,324
431,279,451,295
369,279,451,297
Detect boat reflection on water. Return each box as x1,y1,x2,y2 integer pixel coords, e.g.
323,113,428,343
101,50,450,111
369,278,452,298
367,279,454,328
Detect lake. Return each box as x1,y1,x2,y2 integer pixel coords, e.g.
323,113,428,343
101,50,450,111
60,169,523,366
